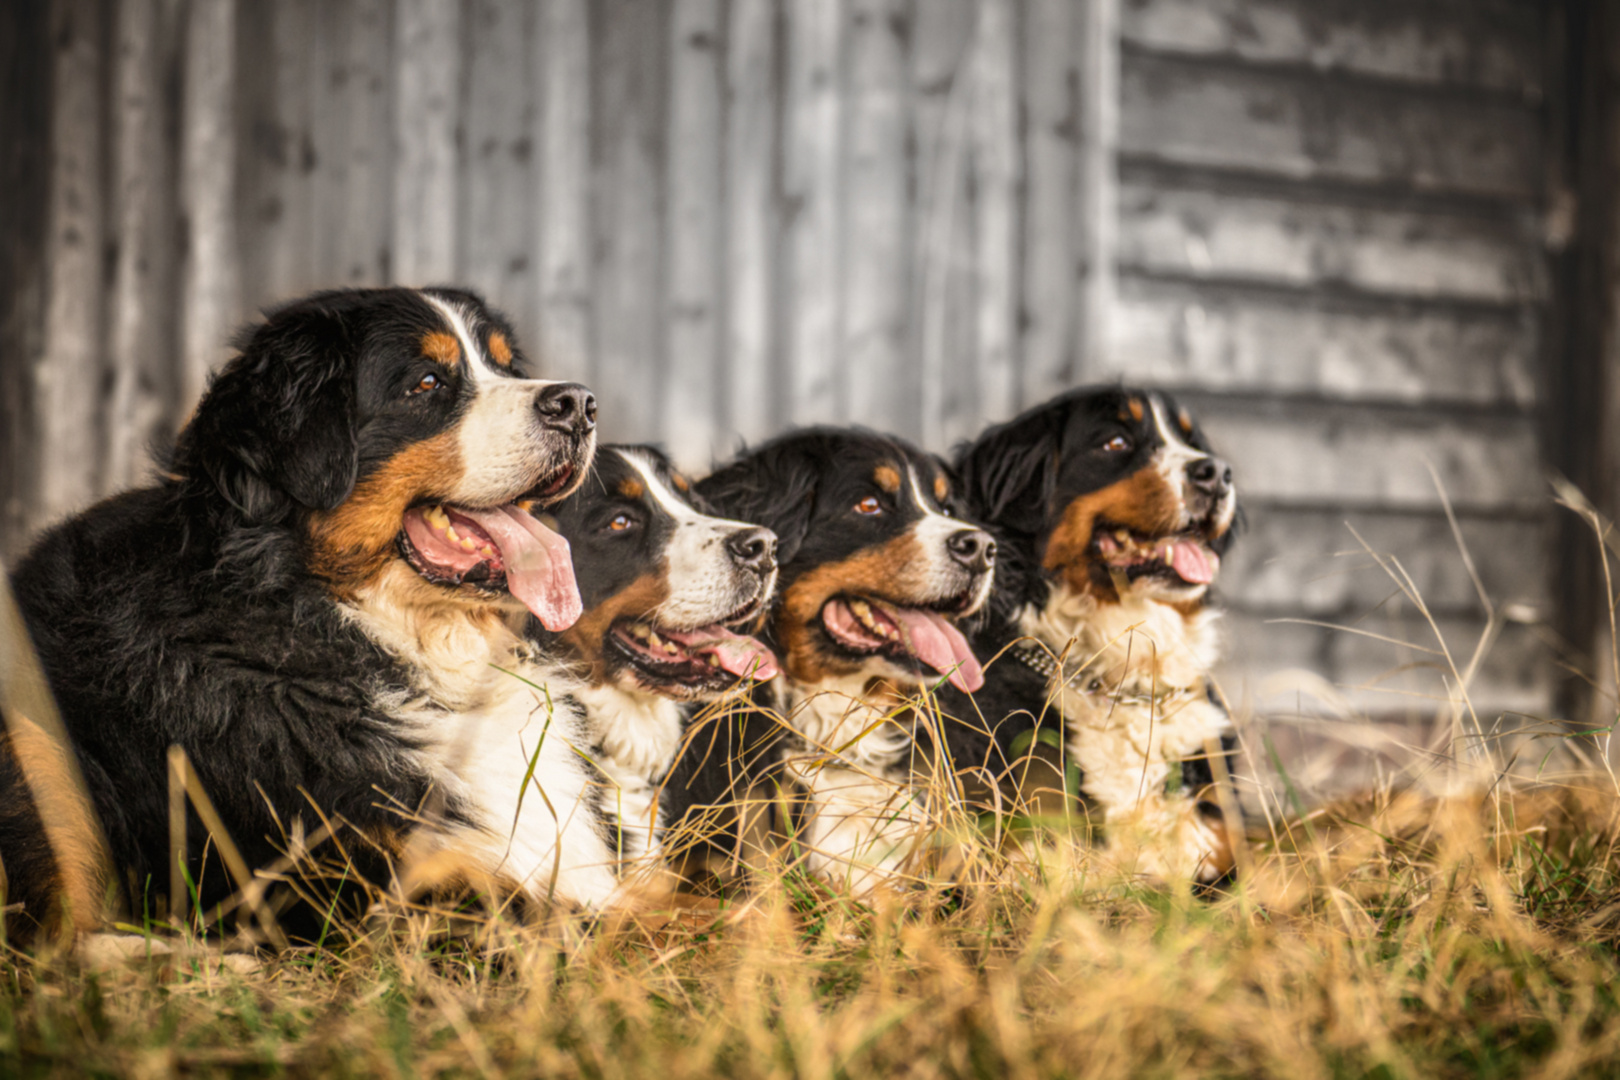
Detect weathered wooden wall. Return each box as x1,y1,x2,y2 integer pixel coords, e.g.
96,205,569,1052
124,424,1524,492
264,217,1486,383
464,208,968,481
0,0,1568,718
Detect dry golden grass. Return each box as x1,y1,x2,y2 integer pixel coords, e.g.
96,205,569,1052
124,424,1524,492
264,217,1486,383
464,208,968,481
7,487,1620,1078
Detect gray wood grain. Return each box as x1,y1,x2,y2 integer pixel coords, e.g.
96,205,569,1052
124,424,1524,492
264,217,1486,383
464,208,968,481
105,0,180,493
1123,0,1543,96
1118,183,1546,304
392,0,460,286
38,0,106,520
664,0,724,469
534,0,592,383
1109,278,1538,406
1122,53,1541,199
178,0,238,416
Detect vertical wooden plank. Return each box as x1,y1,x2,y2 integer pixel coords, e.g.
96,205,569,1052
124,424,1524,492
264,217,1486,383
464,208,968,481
263,0,315,300
0,0,53,556
105,0,181,492
460,0,536,317
36,0,106,526
1077,0,1118,375
392,0,460,285
339,0,392,287
534,0,592,383
664,0,724,469
721,0,779,445
178,0,239,415
781,0,846,427
911,0,973,450
842,0,911,436
1018,0,1078,406
591,0,668,443
967,0,1018,431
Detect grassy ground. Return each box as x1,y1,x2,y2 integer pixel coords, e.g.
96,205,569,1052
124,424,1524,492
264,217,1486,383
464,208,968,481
5,774,1620,1079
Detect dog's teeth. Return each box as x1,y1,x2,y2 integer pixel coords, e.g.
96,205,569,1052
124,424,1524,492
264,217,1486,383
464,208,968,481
850,599,871,619
460,536,478,551
1115,529,1130,543
445,525,460,543
707,654,720,668
479,545,496,558
630,624,651,640
665,642,680,656
646,629,665,649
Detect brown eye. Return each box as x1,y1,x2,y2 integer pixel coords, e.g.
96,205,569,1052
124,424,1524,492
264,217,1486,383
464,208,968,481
609,514,633,531
410,373,441,395
1102,435,1131,453
854,496,883,516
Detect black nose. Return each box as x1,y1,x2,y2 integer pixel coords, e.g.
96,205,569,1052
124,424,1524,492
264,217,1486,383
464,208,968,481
726,526,777,574
535,383,597,435
1187,456,1232,496
947,528,995,573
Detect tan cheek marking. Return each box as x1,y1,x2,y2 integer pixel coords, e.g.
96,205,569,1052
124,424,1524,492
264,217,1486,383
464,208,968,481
488,331,513,366
1178,409,1193,435
873,464,901,494
618,478,645,499
1042,467,1183,601
6,714,109,939
308,431,465,589
776,532,927,685
559,573,671,684
933,474,948,502
421,332,461,367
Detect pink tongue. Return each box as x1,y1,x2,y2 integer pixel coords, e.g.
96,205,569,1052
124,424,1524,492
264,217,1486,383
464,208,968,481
459,506,582,631
1170,540,1215,586
888,607,984,693
661,625,779,681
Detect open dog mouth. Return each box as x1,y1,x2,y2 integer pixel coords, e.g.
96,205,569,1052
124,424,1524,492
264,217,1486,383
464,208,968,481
399,483,583,631
608,604,780,695
820,596,984,693
1092,521,1219,587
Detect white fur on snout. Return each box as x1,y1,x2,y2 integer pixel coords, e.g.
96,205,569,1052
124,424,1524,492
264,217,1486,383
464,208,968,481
620,450,776,628
1148,395,1238,542
422,292,588,506
905,467,993,616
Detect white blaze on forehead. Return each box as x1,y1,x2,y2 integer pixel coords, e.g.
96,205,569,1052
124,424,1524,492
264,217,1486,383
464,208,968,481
620,449,769,627
421,292,498,382
905,463,993,615
1149,394,1208,511
418,291,584,506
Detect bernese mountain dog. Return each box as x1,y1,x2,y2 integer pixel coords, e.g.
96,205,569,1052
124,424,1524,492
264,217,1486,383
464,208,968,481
2,286,633,943
534,445,779,873
690,430,995,892
946,386,1241,884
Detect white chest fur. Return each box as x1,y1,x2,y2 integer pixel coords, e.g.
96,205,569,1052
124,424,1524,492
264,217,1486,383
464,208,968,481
344,571,622,908
778,676,932,890
1019,583,1233,881
572,683,684,866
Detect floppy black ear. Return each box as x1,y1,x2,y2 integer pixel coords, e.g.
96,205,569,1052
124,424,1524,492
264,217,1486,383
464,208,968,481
695,443,819,564
180,303,361,519
954,409,1065,538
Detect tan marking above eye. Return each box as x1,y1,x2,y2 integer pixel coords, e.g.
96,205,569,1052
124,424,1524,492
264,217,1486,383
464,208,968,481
421,331,460,367
854,495,883,516
488,331,513,366
1178,409,1194,434
873,464,901,494
618,477,644,499
1127,398,1145,422
670,472,690,493
933,474,948,501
